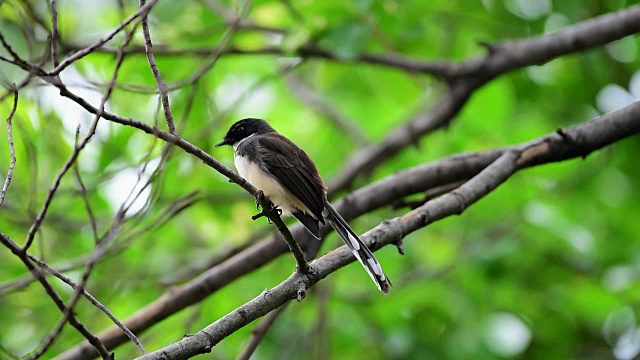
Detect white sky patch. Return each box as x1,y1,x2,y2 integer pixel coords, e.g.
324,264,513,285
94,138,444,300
215,75,274,115
614,327,640,360
481,0,495,11
596,85,636,114
26,106,41,131
544,13,570,34
603,265,636,292
484,312,532,357
603,307,640,360
526,59,561,85
629,70,640,99
523,201,554,227
268,33,284,46
523,201,595,255
504,0,552,20
102,158,161,217
33,66,113,145
566,226,595,255
607,37,638,63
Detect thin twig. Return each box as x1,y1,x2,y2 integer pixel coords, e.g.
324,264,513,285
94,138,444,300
73,161,99,242
254,191,309,273
0,232,113,359
139,0,176,134
26,22,147,357
237,227,324,359
161,0,253,92
133,150,530,359
50,0,159,75
65,100,640,359
0,86,18,207
23,21,139,252
7,6,640,357
50,0,60,67
25,248,143,356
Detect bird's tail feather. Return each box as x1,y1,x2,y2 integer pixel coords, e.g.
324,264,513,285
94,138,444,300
323,201,391,294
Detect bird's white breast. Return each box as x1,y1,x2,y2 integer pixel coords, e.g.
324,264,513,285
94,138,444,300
234,154,307,215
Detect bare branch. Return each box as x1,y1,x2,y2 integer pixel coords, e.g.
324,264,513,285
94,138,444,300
0,232,113,359
139,0,176,134
254,191,309,273
23,21,139,251
68,5,640,80
2,5,639,358
0,87,18,207
61,99,640,360
23,22,147,358
236,304,289,360
73,162,99,242
50,0,60,67
25,250,145,350
62,6,640,193
136,101,640,359
49,0,159,75
329,5,640,190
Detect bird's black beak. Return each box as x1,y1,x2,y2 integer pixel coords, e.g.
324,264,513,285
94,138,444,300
215,139,229,147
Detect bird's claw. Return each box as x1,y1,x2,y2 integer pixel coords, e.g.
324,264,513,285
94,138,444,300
252,203,282,222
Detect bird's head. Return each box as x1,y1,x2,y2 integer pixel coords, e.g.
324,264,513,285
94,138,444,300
215,118,275,147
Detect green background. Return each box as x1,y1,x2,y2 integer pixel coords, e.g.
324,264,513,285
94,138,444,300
1,0,640,359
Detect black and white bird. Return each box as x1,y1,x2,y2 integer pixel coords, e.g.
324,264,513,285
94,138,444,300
216,118,391,294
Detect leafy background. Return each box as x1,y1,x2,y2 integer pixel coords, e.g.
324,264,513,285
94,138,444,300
1,0,640,359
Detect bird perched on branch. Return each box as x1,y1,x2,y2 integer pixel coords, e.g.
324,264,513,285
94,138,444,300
216,118,391,293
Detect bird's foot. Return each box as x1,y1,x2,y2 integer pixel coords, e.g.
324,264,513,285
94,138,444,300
252,203,282,223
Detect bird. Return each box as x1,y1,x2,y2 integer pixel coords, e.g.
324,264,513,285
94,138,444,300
216,118,391,294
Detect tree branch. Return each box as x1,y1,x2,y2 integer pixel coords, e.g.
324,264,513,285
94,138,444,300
137,100,640,359
329,5,640,190
0,86,18,207
0,232,113,359
65,5,640,80
49,0,159,75
254,191,309,273
139,0,176,134
60,98,640,360
50,0,60,67
236,303,289,360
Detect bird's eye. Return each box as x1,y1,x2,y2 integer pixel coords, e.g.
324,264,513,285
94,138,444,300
238,126,244,132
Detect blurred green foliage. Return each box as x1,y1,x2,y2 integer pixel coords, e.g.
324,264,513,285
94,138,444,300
0,0,640,359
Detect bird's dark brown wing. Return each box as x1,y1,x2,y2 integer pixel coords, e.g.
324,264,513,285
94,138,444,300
257,133,326,221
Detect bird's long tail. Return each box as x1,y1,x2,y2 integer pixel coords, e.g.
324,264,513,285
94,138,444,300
323,201,391,294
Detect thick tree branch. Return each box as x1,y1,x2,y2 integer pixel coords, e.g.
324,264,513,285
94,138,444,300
137,100,640,359
329,5,640,190
236,304,289,360
3,6,638,358
60,99,640,360
67,5,640,79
